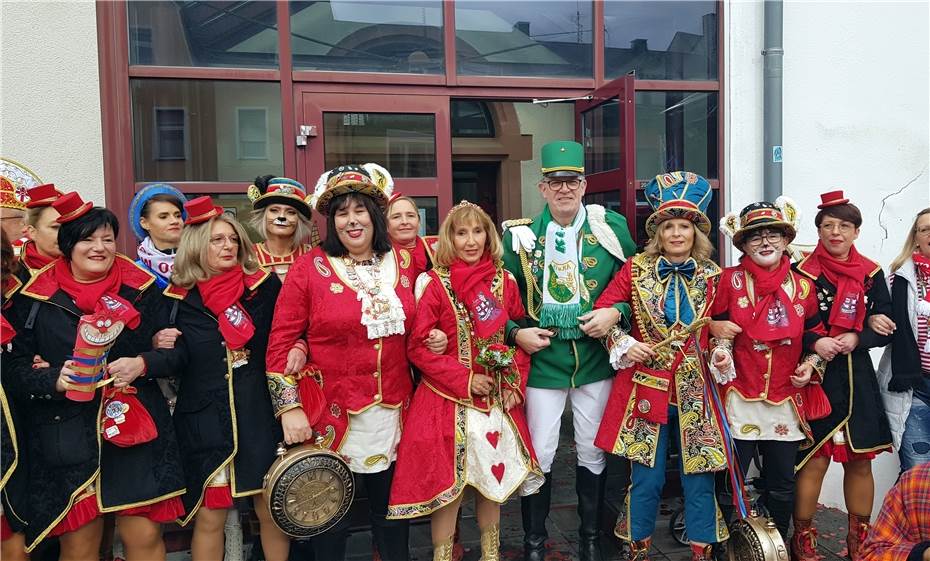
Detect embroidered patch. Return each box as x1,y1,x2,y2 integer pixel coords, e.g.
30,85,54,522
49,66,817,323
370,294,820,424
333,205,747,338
365,454,388,467
398,249,411,270
330,283,344,294
798,278,811,299
485,431,500,449
740,424,762,436
737,296,750,309
314,256,331,277
329,403,342,418
794,303,805,316
637,399,651,413
400,274,410,289
774,424,789,436
732,270,744,290
490,463,505,483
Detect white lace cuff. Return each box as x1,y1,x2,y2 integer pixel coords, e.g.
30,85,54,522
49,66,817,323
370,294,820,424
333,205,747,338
609,335,637,370
708,347,736,384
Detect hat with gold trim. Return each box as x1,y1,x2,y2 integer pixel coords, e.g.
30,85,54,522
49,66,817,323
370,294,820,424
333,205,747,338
53,192,94,224
727,200,797,247
0,176,28,211
310,163,394,215
184,196,224,226
643,171,713,236
541,141,584,178
0,157,42,211
247,176,312,219
25,184,63,209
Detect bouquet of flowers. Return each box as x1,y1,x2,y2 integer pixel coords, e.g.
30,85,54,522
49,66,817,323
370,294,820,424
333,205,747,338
475,342,519,390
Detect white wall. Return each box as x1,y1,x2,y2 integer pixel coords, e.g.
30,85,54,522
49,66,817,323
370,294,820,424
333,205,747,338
0,1,105,203
727,0,930,516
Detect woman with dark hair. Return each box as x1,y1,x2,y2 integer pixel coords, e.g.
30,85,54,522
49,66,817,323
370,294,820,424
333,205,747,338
790,191,894,561
19,183,63,279
386,192,434,280
142,197,289,561
128,184,187,289
248,175,320,281
1,230,27,561
877,207,930,474
4,191,185,560
266,163,428,561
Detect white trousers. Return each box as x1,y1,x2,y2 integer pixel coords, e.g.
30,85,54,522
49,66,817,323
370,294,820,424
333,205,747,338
525,378,613,475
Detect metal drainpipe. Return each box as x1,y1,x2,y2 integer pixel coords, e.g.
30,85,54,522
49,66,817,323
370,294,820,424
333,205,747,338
763,0,784,201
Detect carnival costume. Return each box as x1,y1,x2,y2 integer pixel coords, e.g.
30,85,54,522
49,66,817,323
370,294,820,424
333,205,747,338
712,200,827,540
128,183,188,289
266,163,414,561
387,193,436,280
17,183,63,280
388,249,544,519
4,193,185,551
0,158,42,257
1,265,25,542
248,176,320,280
593,172,728,559
501,141,636,561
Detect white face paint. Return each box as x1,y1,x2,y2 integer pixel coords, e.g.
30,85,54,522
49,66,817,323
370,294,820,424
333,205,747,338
265,204,298,238
743,228,788,270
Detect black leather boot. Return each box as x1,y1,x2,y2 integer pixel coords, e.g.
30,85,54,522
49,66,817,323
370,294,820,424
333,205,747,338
521,472,551,561
764,496,794,543
371,517,410,561
576,466,606,561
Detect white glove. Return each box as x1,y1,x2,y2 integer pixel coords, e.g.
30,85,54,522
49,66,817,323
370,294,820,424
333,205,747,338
508,225,536,254
709,348,737,384
916,299,930,317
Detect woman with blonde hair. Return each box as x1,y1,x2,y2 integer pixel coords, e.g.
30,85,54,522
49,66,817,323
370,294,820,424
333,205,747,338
248,175,320,281
388,201,543,561
877,207,930,473
386,193,434,279
143,196,289,561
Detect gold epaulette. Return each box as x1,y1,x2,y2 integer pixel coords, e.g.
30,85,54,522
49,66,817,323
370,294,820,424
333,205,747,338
502,217,533,229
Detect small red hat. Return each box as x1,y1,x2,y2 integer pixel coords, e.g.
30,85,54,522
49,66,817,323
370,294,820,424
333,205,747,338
817,190,850,209
184,196,224,225
26,183,63,208
53,192,93,224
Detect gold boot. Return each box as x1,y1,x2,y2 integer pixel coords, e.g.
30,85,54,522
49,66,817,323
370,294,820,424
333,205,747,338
433,536,454,561
479,523,501,561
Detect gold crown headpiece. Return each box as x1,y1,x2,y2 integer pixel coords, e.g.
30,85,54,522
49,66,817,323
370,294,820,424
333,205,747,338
450,200,481,213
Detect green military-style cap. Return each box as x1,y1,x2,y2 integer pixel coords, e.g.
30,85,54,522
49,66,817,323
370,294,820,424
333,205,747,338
541,140,584,178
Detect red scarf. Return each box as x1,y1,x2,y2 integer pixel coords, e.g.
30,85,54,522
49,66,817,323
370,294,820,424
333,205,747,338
1,314,14,346
197,267,255,350
393,238,429,278
914,252,930,279
23,241,55,271
739,254,801,341
53,259,141,329
806,243,874,335
449,254,506,339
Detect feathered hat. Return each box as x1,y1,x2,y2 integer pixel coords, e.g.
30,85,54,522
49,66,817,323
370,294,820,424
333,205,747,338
309,163,394,215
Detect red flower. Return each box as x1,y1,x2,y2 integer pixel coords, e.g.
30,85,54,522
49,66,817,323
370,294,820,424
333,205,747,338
488,343,510,353
774,424,789,436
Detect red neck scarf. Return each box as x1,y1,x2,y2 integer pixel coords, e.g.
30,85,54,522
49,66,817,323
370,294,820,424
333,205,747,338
23,241,55,271
913,252,930,279
739,254,800,341
449,254,506,339
53,259,141,329
1,314,15,347
197,266,255,350
807,243,874,335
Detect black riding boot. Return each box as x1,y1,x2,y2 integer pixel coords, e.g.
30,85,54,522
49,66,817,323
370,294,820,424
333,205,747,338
366,465,410,561
576,466,606,561
764,496,794,543
521,472,551,561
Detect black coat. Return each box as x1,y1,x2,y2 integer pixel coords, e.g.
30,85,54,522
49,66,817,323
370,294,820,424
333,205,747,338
795,264,894,468
887,271,926,391
145,270,282,523
4,258,185,550
1,276,28,535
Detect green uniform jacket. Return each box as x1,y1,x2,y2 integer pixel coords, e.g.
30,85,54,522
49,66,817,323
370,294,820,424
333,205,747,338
502,204,637,389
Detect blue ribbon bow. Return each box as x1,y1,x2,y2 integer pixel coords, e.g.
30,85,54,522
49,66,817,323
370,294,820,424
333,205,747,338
657,257,697,326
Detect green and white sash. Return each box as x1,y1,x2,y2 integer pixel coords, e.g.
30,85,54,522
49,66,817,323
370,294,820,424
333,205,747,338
540,206,586,339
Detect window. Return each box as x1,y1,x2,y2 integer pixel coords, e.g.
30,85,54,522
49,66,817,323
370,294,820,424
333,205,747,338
635,91,718,179
236,108,268,160
153,108,187,161
451,100,495,138
455,1,593,77
323,112,436,177
129,26,153,65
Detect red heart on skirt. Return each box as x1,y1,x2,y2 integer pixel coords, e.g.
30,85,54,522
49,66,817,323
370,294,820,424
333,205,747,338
491,463,505,483
486,431,500,449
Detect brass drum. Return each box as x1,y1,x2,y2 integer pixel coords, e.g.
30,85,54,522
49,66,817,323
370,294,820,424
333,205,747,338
263,443,354,538
728,515,789,561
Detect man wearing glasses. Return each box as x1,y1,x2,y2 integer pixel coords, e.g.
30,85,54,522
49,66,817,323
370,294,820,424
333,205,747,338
502,141,635,561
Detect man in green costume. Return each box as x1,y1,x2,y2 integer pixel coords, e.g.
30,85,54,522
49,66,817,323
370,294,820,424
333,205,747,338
502,140,636,561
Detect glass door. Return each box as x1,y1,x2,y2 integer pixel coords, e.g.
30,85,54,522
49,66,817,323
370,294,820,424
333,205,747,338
575,75,639,243
297,91,452,234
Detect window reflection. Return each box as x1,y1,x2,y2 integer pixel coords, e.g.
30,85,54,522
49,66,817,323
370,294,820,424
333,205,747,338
290,1,444,74
323,113,436,177
635,91,718,179
455,1,592,77
604,1,717,80
128,1,279,68
131,80,283,182
582,100,621,174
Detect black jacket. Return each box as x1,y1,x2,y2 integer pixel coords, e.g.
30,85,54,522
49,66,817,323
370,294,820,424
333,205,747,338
5,257,185,550
145,270,282,524
887,271,926,391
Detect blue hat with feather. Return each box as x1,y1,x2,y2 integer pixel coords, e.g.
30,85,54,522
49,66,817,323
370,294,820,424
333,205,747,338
643,171,713,237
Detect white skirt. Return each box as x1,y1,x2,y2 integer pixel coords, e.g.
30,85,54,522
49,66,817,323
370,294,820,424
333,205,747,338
726,392,804,442
340,405,402,474
463,405,543,502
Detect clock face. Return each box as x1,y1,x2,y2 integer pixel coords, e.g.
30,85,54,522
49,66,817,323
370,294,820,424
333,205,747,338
283,468,345,526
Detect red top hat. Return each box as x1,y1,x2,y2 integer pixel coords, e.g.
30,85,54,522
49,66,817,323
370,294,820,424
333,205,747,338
53,192,94,224
26,183,63,208
184,196,224,225
818,190,850,209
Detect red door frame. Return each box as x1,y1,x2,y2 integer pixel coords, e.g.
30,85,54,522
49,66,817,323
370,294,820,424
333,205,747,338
296,91,453,217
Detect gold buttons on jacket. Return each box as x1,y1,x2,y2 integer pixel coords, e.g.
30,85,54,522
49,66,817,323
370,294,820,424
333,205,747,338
372,371,380,378
760,392,767,399
374,393,382,400
373,343,381,350
224,373,231,380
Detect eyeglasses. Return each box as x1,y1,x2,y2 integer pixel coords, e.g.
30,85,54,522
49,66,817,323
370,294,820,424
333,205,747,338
818,221,856,234
745,230,785,246
544,179,583,191
209,234,240,247
916,226,930,237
